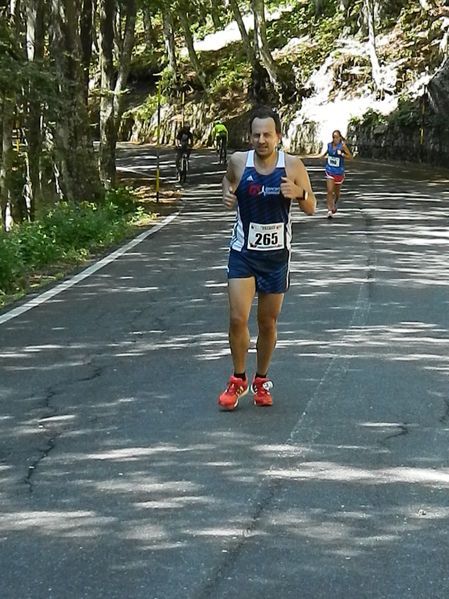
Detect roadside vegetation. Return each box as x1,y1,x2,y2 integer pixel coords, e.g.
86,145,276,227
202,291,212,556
0,183,180,308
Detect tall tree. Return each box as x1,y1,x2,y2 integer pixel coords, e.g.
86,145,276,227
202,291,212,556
98,0,136,188
24,0,45,219
176,0,208,90
364,0,383,91
162,5,178,82
80,0,94,102
98,0,116,188
48,0,101,202
229,0,257,67
252,0,284,98
0,5,20,230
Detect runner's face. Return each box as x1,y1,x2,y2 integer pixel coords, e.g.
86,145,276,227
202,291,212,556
250,117,281,158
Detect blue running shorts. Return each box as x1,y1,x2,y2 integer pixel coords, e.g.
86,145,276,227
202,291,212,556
227,249,290,294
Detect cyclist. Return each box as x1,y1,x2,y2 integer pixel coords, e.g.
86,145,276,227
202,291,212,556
175,124,194,172
211,120,228,163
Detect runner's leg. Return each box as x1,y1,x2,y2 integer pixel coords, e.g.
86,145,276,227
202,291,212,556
326,178,335,211
228,277,256,374
256,292,284,376
334,181,342,204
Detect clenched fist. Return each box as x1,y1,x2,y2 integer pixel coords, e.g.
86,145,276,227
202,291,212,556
280,176,303,201
223,186,237,209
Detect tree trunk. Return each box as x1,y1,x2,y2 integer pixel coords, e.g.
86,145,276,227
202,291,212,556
162,6,178,80
314,0,325,15
177,3,208,90
80,0,94,101
49,0,101,202
142,6,154,47
0,99,15,231
364,0,383,91
210,0,221,29
229,0,258,67
25,0,45,220
98,0,116,189
1,2,21,229
113,0,136,125
252,0,282,97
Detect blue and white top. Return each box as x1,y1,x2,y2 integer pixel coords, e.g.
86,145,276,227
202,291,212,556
230,150,292,262
326,141,345,176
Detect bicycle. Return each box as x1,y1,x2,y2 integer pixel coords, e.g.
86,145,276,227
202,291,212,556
217,135,227,166
177,147,189,184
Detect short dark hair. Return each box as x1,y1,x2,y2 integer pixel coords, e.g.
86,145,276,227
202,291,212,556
249,106,282,135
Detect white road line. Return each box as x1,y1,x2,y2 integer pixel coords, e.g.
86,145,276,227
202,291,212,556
0,212,179,326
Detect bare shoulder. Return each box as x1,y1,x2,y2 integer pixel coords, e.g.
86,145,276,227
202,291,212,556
284,152,304,167
226,150,248,184
284,152,307,178
229,151,247,167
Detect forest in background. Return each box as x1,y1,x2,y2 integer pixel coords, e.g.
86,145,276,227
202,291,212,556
2,0,449,228
1,0,448,304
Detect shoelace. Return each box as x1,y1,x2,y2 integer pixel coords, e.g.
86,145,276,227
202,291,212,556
254,380,273,394
227,381,244,394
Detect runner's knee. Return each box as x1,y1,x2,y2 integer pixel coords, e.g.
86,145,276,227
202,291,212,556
229,312,248,331
257,314,277,335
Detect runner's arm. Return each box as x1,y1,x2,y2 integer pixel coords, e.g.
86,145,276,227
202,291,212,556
341,142,353,160
222,152,245,209
282,156,316,215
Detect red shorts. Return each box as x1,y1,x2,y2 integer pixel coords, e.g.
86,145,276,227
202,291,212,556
326,172,344,184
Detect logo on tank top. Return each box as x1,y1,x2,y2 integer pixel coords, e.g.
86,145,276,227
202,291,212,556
248,183,280,197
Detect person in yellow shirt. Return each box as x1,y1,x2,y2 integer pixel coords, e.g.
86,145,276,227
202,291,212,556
211,120,229,165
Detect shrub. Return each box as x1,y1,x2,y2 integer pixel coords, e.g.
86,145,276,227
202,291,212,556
0,234,25,293
0,186,138,300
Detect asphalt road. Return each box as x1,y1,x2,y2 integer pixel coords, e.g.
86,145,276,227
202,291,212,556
1,144,449,599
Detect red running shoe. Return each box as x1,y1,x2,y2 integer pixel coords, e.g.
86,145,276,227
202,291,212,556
218,376,248,411
251,376,273,407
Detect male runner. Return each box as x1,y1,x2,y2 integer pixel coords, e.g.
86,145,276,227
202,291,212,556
218,106,316,411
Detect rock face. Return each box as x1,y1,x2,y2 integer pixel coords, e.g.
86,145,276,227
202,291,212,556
428,57,449,116
347,120,449,167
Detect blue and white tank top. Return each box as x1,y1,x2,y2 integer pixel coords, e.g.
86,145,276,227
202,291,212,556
326,141,344,176
230,150,292,261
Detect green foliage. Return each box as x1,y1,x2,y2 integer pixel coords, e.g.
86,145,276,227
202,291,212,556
0,235,25,295
388,97,420,128
124,94,159,121
359,108,387,128
0,187,140,299
0,18,24,96
208,47,251,96
103,186,138,215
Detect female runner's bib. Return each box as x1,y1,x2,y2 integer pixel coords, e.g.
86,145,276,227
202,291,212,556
326,141,344,176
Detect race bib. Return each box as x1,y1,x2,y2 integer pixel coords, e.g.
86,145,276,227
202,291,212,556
248,222,285,251
327,155,341,167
